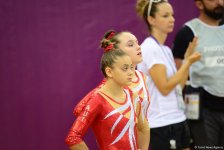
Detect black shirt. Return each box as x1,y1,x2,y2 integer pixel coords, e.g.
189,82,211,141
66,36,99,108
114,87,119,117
172,26,194,59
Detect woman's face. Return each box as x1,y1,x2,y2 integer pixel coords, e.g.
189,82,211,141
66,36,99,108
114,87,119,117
150,2,175,34
109,55,134,86
117,32,142,66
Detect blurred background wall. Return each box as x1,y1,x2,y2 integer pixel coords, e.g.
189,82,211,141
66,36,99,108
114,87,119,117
0,0,198,149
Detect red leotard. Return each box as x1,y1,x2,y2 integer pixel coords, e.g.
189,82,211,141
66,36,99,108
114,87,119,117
65,89,138,150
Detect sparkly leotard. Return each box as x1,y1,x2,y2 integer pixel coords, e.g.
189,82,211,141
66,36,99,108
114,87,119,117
65,89,139,150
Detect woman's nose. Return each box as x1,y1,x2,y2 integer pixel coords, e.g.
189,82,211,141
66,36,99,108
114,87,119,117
171,16,175,22
137,44,141,51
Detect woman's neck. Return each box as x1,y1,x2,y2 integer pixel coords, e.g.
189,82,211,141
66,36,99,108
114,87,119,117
151,30,167,45
131,69,139,83
100,79,125,99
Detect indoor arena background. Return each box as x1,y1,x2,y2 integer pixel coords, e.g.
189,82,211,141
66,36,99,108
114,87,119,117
0,0,198,149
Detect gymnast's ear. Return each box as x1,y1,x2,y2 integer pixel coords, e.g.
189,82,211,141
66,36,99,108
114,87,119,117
105,67,113,78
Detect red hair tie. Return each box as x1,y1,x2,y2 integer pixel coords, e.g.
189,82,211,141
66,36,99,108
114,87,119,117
104,44,114,52
106,31,115,40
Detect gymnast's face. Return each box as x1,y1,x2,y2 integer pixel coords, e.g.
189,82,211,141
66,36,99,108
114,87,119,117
116,32,142,66
106,55,134,86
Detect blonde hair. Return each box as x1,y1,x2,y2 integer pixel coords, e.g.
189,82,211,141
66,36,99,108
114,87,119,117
136,0,149,19
136,0,168,32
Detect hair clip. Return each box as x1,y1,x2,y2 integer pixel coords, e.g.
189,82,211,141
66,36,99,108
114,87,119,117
104,44,114,52
148,0,168,16
106,31,115,40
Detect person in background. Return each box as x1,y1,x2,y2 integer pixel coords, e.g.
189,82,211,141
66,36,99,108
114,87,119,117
172,0,224,147
136,0,201,149
65,31,150,150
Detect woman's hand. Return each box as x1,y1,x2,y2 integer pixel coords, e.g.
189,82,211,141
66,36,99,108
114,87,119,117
186,51,201,65
184,37,197,59
184,37,201,65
